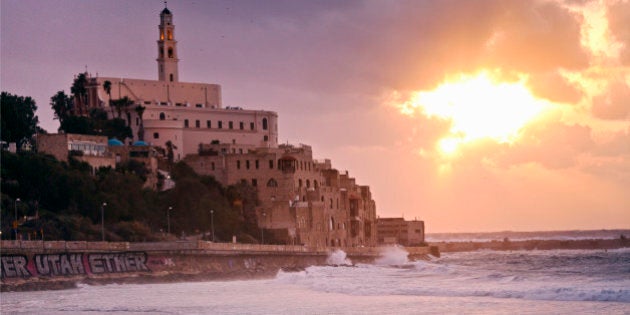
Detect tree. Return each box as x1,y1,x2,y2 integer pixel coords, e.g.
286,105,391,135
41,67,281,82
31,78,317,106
71,73,88,115
111,96,133,119
165,140,177,168
135,105,146,141
50,91,73,124
1,92,40,148
59,116,95,135
103,80,113,117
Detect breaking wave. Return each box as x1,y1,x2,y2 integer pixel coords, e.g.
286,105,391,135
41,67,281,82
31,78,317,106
275,249,630,302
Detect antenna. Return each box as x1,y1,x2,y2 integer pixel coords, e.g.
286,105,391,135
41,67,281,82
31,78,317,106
164,1,168,9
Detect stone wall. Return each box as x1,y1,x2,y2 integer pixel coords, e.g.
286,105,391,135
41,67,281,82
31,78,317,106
1,241,433,291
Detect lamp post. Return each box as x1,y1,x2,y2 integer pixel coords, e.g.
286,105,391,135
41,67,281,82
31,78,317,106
210,210,215,242
261,212,266,245
167,206,172,235
14,198,20,241
101,202,107,242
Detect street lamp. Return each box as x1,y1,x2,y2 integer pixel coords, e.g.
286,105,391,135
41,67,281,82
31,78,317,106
167,206,172,235
261,212,266,245
210,210,215,242
101,202,107,241
14,198,20,241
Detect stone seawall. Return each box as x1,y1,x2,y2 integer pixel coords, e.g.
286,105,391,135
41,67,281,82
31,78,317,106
0,241,433,292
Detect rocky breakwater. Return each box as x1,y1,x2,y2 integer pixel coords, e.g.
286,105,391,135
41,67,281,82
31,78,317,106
433,237,630,253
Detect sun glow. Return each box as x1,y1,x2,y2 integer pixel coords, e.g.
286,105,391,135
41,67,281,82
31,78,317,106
398,71,551,155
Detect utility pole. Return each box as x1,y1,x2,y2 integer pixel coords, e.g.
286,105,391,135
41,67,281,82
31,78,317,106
168,206,172,235
210,209,215,242
14,198,20,241
101,202,107,241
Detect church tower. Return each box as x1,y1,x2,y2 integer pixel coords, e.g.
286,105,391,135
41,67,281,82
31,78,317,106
157,5,179,82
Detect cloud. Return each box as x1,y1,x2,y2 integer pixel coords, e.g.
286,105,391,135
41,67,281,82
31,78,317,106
591,80,630,120
527,71,584,103
607,0,630,65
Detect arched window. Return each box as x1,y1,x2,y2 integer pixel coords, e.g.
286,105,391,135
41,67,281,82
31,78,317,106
262,118,268,130
167,30,173,40
168,47,174,58
298,179,303,187
159,112,165,120
314,180,318,189
306,180,310,188
169,74,174,82
329,217,335,230
267,178,278,187
159,48,164,58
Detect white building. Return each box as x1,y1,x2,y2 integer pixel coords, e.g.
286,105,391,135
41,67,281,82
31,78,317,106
82,6,279,161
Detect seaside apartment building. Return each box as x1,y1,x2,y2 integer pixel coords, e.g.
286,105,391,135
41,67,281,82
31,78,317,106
71,6,377,247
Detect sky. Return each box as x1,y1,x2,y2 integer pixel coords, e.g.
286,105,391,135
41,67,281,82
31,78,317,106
1,0,628,232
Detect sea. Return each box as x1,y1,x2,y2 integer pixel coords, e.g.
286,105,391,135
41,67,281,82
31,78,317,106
2,230,629,314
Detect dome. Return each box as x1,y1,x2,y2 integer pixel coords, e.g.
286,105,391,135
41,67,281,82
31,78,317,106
108,138,124,146
133,141,148,146
161,7,171,15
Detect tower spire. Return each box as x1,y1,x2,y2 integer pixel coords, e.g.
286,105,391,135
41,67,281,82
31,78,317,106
157,4,178,82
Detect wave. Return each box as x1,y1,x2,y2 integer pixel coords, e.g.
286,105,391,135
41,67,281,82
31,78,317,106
274,249,630,303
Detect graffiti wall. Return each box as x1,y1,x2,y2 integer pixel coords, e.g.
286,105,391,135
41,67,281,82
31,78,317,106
1,252,151,279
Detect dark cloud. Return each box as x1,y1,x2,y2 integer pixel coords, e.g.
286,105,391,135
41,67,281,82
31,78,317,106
591,81,630,120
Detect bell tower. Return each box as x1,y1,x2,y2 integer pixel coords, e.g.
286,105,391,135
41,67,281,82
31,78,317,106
157,4,179,82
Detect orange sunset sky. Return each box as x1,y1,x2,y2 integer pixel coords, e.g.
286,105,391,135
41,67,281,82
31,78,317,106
1,0,628,232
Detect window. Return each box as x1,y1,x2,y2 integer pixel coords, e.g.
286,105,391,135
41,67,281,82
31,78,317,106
207,120,211,128
314,180,318,188
299,179,303,187
306,180,310,188
211,162,215,170
264,135,269,142
269,160,274,169
252,179,257,187
246,160,250,169
167,30,173,40
250,122,255,130
218,121,223,129
262,118,268,130
184,119,189,128
255,160,259,169
168,47,173,58
267,178,278,187
169,74,173,82
195,120,200,128
239,122,244,130
237,160,241,169
153,132,159,139
229,121,233,129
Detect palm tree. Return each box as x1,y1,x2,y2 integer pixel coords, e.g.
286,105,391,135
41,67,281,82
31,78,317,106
112,96,132,119
71,73,88,116
135,105,146,141
103,80,112,117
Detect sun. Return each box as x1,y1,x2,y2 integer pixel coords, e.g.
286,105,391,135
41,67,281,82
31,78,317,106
397,71,551,156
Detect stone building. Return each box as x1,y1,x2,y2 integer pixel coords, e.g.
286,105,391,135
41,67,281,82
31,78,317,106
376,218,425,246
37,133,115,172
78,7,278,161
70,5,378,247
185,143,377,247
